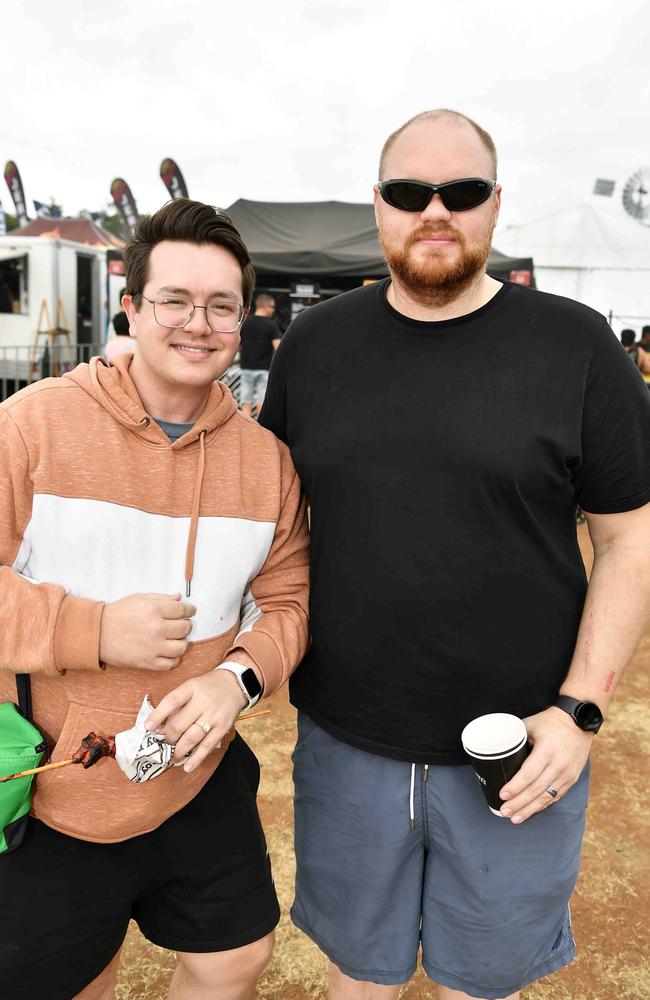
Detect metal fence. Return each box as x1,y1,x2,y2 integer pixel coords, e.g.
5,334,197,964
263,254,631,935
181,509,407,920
0,345,241,404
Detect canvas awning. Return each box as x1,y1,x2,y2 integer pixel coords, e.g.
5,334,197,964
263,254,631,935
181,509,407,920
226,198,533,280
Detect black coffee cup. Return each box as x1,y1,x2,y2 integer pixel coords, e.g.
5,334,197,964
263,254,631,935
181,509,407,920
461,713,530,816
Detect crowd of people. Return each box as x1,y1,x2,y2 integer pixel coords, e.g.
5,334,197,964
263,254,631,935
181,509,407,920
2,109,649,1000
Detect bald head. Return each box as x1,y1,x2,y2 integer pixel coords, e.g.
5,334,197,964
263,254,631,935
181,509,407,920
379,109,498,181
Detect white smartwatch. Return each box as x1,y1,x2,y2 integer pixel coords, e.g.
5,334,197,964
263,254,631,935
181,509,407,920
215,661,263,710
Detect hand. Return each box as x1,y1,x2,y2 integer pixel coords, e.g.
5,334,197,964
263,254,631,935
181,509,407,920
498,707,594,823
144,670,248,772
99,593,196,671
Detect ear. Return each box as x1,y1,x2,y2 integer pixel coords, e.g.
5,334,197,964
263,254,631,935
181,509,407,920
122,294,139,340
372,184,381,228
493,184,502,225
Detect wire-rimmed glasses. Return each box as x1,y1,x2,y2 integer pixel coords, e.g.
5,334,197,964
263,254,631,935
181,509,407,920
137,293,244,334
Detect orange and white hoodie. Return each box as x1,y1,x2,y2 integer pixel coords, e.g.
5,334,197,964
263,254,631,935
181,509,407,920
0,354,309,842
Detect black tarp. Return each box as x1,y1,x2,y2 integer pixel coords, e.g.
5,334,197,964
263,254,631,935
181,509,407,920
225,199,533,281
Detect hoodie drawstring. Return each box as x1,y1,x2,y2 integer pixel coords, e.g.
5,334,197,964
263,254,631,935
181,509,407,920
184,430,206,597
87,359,221,601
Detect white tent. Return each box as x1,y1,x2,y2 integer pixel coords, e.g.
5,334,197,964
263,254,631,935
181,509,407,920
497,199,650,336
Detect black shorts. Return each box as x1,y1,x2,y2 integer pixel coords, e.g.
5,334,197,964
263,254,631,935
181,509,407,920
0,734,280,1000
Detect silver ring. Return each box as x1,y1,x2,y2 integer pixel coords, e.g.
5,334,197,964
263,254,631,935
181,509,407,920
197,720,211,734
546,785,558,799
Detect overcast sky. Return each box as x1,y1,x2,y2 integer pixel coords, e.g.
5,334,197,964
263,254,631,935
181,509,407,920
2,0,649,234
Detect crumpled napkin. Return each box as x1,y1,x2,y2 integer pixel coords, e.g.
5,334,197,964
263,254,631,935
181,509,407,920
115,696,181,783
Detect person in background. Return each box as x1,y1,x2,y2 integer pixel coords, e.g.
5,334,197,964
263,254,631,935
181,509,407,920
105,288,134,362
639,325,650,350
261,108,650,1000
621,328,650,374
239,292,281,419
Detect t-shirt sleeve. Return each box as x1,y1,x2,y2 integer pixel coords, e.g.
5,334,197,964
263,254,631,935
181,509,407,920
574,320,650,513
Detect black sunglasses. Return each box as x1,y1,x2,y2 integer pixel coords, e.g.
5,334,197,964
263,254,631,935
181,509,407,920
378,177,496,213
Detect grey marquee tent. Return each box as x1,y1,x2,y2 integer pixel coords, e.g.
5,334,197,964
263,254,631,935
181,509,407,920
226,198,534,282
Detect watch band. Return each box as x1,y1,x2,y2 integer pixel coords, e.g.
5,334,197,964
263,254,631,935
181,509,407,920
214,661,262,710
555,694,604,733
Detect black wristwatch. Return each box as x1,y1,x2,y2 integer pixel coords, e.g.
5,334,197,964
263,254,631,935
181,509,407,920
555,695,604,734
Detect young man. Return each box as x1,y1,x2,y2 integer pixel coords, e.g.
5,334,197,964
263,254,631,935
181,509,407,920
261,110,650,999
0,198,309,1000
238,292,281,419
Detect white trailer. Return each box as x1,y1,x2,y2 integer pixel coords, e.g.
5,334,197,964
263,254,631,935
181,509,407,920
0,234,124,396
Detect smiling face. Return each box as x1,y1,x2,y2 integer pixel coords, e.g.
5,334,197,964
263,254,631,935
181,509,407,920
374,115,501,305
124,240,245,404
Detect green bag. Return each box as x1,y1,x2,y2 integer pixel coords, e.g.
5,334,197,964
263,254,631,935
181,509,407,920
0,675,47,854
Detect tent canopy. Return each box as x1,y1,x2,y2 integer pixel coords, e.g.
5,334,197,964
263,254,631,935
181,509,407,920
9,217,125,249
499,199,650,270
226,199,532,279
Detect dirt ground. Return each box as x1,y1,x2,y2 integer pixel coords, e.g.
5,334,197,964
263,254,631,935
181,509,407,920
116,525,650,999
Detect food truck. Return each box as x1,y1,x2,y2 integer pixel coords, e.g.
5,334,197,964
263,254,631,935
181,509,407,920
0,218,124,399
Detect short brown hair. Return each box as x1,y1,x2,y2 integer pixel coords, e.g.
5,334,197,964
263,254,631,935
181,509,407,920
379,109,498,180
124,198,255,308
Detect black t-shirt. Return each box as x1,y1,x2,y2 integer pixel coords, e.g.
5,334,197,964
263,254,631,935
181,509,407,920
260,280,650,764
239,315,281,370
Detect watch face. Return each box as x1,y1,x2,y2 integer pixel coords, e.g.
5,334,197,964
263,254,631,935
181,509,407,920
575,701,604,733
241,667,262,699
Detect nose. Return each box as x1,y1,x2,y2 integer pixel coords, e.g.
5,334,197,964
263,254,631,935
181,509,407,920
184,305,211,336
419,192,452,223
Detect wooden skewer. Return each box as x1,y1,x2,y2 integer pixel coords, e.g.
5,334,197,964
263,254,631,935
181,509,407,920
236,707,271,722
0,758,75,782
0,708,272,783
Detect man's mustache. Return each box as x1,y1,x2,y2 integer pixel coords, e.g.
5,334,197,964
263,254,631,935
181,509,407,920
407,225,463,246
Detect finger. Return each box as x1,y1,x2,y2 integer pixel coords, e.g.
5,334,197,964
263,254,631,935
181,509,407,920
165,619,193,640
174,719,217,758
150,656,182,671
501,765,559,821
145,685,193,730
183,733,224,773
500,752,548,800
161,601,196,620
505,782,565,824
161,639,189,658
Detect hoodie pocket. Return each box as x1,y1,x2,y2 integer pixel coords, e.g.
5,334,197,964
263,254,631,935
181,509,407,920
44,701,135,771
33,700,223,842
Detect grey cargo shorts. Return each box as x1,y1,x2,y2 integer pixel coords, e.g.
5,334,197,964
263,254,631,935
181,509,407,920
291,713,589,1000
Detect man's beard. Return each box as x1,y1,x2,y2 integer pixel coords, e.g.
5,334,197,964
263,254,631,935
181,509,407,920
378,218,496,307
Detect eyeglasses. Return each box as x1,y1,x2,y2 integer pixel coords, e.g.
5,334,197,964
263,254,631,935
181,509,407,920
378,177,496,213
137,294,244,334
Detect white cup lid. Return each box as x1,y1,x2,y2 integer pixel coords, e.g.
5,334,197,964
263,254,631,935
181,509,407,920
461,713,527,757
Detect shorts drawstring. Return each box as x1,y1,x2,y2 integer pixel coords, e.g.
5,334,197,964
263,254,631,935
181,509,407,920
409,764,431,830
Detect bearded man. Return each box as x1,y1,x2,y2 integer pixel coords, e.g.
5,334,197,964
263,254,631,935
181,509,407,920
260,110,650,1000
